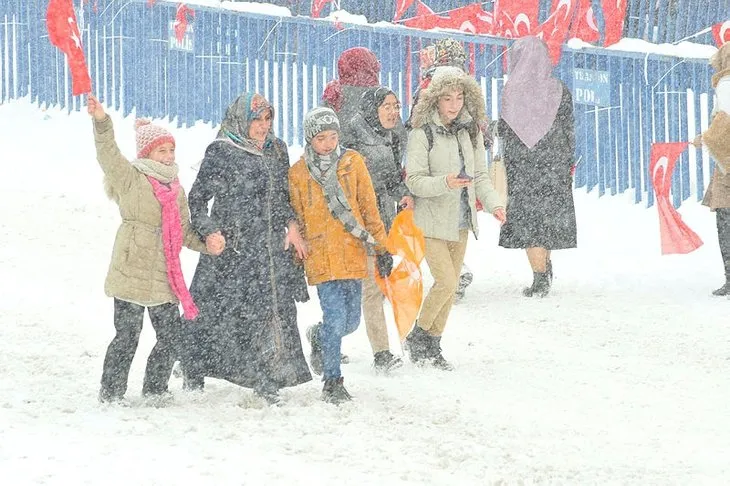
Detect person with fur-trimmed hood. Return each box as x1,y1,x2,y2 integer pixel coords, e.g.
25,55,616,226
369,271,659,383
695,42,730,296
408,38,482,302
405,68,506,370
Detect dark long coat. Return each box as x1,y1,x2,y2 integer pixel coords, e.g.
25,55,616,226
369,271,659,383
341,113,410,232
498,85,578,250
184,137,311,390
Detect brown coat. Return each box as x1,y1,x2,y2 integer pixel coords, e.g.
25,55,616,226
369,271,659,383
94,116,207,306
288,149,387,286
701,47,730,210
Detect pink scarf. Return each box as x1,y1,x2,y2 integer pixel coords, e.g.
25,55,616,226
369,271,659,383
147,177,199,320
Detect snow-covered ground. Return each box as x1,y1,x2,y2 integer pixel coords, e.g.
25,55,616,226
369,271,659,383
1,100,728,484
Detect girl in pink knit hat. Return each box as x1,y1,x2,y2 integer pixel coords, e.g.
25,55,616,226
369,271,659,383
87,95,223,404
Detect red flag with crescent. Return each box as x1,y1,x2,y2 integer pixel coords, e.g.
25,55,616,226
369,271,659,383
649,142,703,255
374,210,426,341
46,0,92,96
712,21,730,47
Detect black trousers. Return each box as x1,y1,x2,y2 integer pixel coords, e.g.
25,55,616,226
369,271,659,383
717,208,730,280
100,298,180,398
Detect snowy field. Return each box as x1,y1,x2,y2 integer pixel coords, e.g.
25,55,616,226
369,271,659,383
1,100,729,484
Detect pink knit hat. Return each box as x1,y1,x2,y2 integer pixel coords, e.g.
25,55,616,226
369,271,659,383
135,119,175,159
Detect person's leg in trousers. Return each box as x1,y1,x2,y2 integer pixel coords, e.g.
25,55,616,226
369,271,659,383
100,299,144,400
362,256,389,354
317,281,348,380
418,237,460,334
717,208,730,288
341,279,363,340
431,231,469,336
142,302,180,395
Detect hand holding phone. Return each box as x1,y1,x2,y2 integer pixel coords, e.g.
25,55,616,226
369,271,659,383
457,169,473,181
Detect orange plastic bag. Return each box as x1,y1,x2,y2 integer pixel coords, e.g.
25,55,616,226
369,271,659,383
374,210,425,341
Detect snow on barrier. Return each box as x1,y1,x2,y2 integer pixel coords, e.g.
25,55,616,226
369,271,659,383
0,0,723,207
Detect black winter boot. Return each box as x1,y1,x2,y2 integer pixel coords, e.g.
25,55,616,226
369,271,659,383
322,377,352,404
523,272,551,297
306,323,323,375
405,324,430,363
426,335,454,371
373,350,403,373
712,280,730,296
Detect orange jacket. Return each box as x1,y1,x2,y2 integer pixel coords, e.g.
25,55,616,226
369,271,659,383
288,149,387,286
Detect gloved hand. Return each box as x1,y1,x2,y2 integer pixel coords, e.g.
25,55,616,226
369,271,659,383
376,253,394,278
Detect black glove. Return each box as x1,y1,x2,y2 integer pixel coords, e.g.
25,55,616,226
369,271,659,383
376,253,394,278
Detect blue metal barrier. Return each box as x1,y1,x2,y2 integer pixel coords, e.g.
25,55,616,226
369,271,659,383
0,0,722,207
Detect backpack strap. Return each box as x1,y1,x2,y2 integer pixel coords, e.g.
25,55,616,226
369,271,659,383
422,123,434,153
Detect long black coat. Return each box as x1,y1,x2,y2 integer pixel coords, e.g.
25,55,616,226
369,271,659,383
341,113,410,232
184,138,311,390
498,85,578,250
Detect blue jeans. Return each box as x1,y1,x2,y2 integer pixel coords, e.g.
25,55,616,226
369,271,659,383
316,279,362,380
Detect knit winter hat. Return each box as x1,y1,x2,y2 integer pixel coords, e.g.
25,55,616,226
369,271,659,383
136,119,175,159
303,107,340,143
433,38,467,70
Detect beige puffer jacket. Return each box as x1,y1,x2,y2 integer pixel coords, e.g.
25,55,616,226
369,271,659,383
94,116,207,306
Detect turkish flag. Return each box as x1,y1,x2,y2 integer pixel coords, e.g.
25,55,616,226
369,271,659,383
440,4,494,35
373,210,426,341
712,21,730,47
403,1,443,30
311,0,333,18
492,0,540,37
534,0,577,64
394,0,415,22
570,0,600,43
649,142,703,255
174,4,195,43
46,0,92,96
602,0,628,47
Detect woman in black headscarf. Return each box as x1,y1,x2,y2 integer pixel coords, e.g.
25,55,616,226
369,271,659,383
182,92,312,404
340,86,413,373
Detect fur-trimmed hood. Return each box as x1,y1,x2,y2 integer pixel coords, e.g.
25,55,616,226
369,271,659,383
409,66,486,129
711,43,730,87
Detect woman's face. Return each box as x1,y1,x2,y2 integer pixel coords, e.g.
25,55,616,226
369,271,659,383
437,89,464,124
248,109,272,145
377,94,400,130
148,142,175,165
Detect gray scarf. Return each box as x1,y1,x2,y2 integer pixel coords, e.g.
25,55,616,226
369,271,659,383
104,158,179,201
304,145,377,248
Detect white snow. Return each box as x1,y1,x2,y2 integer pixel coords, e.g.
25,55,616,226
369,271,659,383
602,38,718,59
1,99,729,484
324,10,370,26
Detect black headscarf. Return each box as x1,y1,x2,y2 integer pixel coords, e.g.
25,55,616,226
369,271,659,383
359,86,402,163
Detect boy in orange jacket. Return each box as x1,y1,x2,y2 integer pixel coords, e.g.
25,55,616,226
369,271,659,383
288,107,392,404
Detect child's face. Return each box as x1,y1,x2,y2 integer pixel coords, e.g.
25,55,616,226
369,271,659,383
311,130,339,156
437,89,464,124
148,142,176,165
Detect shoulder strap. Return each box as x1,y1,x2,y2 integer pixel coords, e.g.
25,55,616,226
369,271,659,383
422,123,434,153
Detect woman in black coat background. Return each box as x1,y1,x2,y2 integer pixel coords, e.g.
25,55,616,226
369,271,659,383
498,37,578,297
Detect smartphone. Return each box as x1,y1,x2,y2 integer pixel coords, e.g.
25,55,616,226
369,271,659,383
457,169,473,181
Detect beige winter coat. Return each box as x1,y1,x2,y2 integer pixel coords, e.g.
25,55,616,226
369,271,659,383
406,68,502,241
702,43,730,210
94,116,207,306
